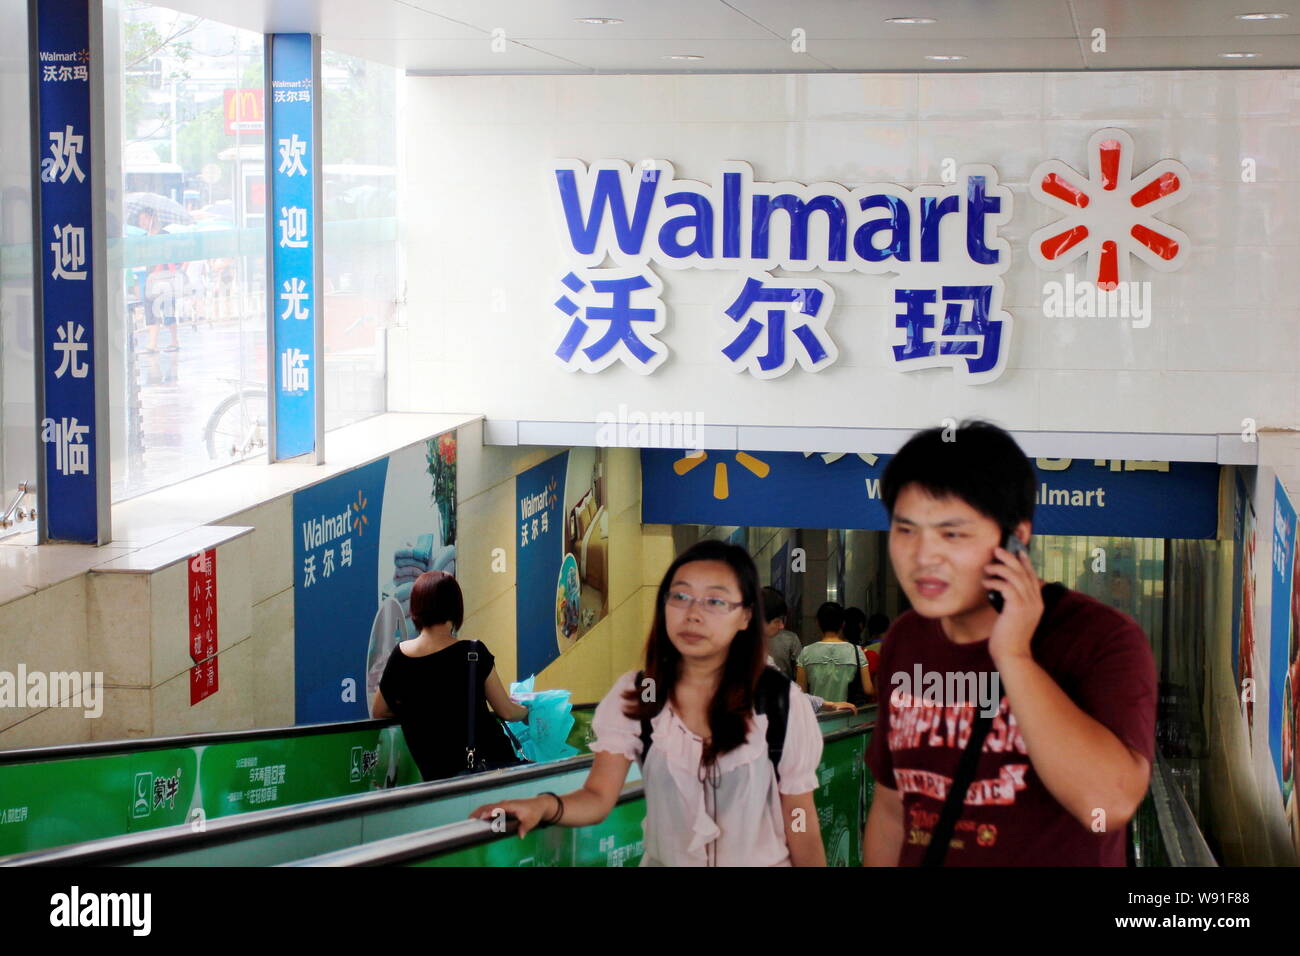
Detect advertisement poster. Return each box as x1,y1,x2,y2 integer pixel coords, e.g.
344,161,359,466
517,449,609,680
770,541,789,607
1237,472,1259,740
1269,479,1296,795
188,549,219,705
1231,470,1248,696
641,450,1220,539
1288,539,1300,853
292,431,457,723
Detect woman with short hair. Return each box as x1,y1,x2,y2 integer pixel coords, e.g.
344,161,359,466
371,571,527,781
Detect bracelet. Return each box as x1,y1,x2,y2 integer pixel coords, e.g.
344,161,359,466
538,791,562,828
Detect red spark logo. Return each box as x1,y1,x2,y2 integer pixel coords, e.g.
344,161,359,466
1029,128,1189,290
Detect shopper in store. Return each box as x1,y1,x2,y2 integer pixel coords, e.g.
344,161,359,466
864,420,1156,866
843,607,867,647
863,613,890,683
371,570,529,781
796,602,873,705
469,539,828,865
764,585,856,714
761,586,802,680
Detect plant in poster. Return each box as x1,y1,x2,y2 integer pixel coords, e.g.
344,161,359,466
427,434,457,545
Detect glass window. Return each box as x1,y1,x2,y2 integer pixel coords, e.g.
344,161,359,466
320,49,398,431
0,0,36,538
107,1,266,500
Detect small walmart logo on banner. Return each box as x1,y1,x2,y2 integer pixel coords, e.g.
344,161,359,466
351,490,368,536
674,450,771,500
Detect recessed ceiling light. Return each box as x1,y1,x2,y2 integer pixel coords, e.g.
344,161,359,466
574,17,623,25
1218,51,1261,58
885,17,937,25
1235,12,1288,20
664,54,703,61
924,54,966,61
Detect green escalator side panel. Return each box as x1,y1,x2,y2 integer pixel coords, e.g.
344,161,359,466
0,724,419,856
565,707,597,755
408,728,873,867
815,733,866,867
0,749,199,856
197,726,419,818
413,796,648,868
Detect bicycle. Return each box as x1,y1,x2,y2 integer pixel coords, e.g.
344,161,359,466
203,382,268,461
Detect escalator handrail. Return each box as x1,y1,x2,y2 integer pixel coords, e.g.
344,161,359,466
286,783,648,867
0,752,601,867
0,717,402,766
1149,754,1217,867
0,704,606,766
0,698,861,767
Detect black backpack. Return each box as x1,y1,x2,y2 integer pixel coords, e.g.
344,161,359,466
633,666,791,781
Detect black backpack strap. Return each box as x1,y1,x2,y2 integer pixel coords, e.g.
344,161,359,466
755,667,791,782
464,641,480,771
637,668,793,778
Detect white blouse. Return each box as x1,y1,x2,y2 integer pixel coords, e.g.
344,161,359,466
590,670,824,866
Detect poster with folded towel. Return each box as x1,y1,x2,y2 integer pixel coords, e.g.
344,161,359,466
516,448,609,679
293,431,458,723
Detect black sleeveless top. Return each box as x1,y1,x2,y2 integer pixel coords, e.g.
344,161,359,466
378,640,519,781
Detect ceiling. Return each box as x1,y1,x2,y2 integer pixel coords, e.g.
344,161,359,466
156,0,1300,73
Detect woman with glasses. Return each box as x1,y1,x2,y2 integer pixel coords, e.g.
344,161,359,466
470,539,827,866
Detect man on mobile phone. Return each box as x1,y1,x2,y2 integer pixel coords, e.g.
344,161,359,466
863,420,1156,866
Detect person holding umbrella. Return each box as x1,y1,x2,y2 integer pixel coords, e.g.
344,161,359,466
126,193,191,353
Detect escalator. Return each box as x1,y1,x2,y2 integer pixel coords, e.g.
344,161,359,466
0,708,874,866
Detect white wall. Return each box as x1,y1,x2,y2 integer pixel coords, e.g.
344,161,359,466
396,71,1297,442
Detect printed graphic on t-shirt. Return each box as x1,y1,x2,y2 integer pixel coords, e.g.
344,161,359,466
906,806,1000,849
868,587,1157,865
888,689,1031,853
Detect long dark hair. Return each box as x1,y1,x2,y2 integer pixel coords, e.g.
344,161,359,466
623,539,767,766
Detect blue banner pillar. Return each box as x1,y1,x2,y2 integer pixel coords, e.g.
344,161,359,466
29,0,111,544
265,33,323,463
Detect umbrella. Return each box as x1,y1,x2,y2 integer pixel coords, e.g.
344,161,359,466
124,192,193,230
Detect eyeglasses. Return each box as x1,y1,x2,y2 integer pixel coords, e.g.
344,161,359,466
663,591,745,615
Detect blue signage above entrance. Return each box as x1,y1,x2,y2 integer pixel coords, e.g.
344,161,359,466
641,449,1219,540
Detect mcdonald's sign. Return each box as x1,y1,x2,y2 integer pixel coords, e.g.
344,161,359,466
223,88,264,135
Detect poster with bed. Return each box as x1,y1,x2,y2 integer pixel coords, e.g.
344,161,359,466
516,449,610,679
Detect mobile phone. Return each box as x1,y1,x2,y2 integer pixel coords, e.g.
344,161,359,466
988,533,1028,613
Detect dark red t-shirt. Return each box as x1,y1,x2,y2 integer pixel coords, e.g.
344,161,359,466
866,583,1156,866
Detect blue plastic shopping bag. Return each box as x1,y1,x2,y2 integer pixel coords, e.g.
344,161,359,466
506,676,578,764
